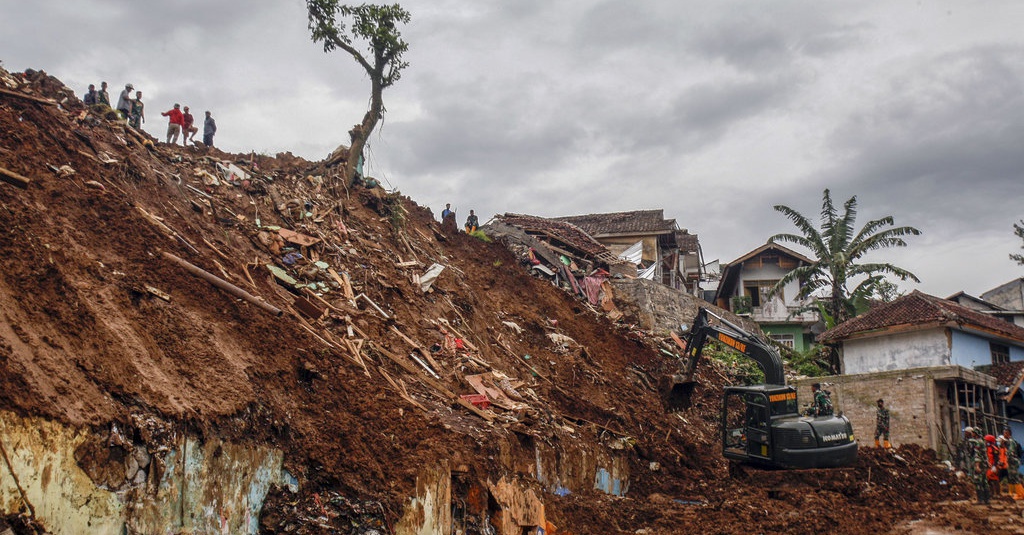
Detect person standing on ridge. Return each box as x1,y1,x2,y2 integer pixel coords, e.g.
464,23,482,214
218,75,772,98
203,111,216,147
182,106,198,145
116,83,133,120
83,84,97,106
161,103,184,144
97,81,110,107
129,91,145,129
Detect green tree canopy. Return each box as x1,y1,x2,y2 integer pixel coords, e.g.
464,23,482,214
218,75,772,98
769,188,921,337
307,2,410,185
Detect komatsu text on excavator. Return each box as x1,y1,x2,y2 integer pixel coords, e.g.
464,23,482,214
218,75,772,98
660,307,857,469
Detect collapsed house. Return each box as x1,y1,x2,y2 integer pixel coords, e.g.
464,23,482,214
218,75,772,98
555,210,703,294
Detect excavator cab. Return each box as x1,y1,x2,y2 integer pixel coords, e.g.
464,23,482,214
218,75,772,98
722,384,856,468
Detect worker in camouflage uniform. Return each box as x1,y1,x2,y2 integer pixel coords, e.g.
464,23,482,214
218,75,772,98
964,427,991,505
874,398,891,448
805,383,834,417
1002,428,1022,490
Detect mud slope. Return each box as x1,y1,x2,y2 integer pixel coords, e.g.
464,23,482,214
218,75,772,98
0,67,1015,534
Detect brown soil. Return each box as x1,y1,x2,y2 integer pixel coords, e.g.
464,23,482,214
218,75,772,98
1,67,1022,535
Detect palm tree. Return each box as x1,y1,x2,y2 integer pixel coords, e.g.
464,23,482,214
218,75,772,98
769,189,921,352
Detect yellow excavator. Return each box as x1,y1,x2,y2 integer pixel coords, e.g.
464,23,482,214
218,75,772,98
661,307,857,469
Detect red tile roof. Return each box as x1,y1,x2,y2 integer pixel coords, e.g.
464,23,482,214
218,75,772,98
555,210,676,236
987,361,1024,388
819,290,1024,343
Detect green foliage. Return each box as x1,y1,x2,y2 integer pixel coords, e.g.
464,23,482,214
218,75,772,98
1012,220,1024,266
704,342,765,385
784,344,830,377
468,230,492,242
382,192,406,229
769,189,921,328
730,295,752,314
307,2,411,87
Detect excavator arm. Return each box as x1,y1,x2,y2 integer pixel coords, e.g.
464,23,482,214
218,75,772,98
661,307,785,409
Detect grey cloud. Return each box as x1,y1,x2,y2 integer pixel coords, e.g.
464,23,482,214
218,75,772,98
826,45,1024,229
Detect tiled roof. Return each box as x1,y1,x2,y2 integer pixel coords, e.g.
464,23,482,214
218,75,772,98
819,290,1024,343
676,231,700,254
494,213,610,257
555,210,676,236
987,361,1024,388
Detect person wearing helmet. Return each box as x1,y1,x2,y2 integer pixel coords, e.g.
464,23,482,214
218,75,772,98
986,434,1007,499
116,83,134,121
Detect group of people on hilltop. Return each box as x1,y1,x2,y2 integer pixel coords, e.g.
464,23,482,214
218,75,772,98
159,103,215,147
82,81,216,148
961,426,1023,504
439,204,479,234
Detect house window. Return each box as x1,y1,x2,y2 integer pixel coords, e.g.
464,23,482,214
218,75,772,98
769,334,795,349
991,343,1010,365
743,280,782,307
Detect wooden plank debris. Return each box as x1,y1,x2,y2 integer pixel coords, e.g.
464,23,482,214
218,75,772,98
390,325,442,372
293,295,327,320
369,341,493,421
356,293,390,319
279,228,321,247
0,87,57,106
145,285,171,302
0,166,31,189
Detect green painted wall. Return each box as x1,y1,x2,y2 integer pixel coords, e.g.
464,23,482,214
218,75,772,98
759,324,811,352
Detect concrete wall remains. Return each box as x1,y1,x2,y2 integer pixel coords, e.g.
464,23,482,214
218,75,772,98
794,366,998,459
841,328,950,374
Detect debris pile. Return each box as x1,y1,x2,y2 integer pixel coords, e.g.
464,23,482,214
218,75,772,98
0,65,1021,534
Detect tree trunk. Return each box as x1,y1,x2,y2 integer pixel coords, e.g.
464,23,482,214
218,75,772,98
345,76,384,187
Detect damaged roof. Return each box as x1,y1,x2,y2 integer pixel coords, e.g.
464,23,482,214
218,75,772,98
819,290,1024,344
555,209,677,237
493,213,612,258
676,230,700,255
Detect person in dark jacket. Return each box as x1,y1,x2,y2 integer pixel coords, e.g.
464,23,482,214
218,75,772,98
83,84,98,106
203,111,217,147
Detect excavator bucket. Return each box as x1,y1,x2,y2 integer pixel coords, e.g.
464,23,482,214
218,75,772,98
659,372,697,410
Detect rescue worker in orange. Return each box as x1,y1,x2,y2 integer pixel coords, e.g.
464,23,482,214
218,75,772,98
987,434,1006,499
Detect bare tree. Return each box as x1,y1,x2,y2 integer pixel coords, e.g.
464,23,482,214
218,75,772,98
307,2,410,185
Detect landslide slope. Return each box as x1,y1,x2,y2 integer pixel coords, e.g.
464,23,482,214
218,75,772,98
0,67,1000,535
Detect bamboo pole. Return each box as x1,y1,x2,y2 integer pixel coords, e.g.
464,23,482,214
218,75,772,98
161,251,282,317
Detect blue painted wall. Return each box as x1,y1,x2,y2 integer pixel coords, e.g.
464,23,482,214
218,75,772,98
950,330,1024,367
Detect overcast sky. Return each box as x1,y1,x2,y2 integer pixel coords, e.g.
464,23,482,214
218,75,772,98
3,1,1023,298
